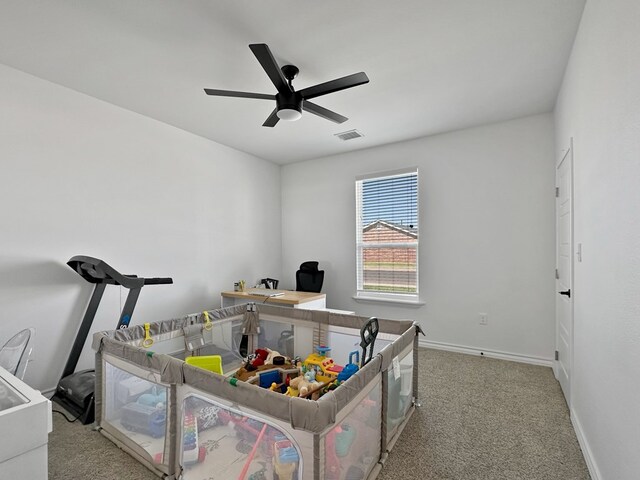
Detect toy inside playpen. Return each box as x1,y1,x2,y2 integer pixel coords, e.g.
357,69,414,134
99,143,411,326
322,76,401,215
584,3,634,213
93,304,421,480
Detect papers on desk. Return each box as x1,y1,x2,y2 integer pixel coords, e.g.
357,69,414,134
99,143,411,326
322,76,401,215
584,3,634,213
249,290,285,298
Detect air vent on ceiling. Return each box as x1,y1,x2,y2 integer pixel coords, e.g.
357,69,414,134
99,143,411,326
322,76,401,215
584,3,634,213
334,129,364,141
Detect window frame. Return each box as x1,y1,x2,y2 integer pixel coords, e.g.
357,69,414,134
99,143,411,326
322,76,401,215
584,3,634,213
355,167,420,304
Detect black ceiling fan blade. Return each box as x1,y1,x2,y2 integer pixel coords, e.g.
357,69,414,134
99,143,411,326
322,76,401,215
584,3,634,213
204,88,273,100
298,72,369,100
249,43,292,95
262,108,280,127
303,100,348,124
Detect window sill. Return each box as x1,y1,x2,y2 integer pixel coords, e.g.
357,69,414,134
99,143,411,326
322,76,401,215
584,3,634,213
352,295,425,307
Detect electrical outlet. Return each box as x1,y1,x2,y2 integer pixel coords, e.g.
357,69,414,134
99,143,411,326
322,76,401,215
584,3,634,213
479,313,488,326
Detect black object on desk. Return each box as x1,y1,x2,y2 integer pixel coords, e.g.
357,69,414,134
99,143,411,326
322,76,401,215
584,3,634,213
260,278,279,289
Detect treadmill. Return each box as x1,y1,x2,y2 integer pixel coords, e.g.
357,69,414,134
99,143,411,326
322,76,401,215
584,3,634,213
52,256,172,424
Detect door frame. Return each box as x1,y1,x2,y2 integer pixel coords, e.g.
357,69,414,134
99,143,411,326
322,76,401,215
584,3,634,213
554,137,574,408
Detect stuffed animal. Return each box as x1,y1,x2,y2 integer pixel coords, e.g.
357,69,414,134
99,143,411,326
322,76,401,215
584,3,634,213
304,369,317,382
289,375,305,391
301,381,323,400
289,375,322,400
265,349,282,365
251,348,269,368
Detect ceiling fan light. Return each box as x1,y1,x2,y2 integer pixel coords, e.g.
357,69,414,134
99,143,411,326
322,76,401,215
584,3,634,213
277,108,302,121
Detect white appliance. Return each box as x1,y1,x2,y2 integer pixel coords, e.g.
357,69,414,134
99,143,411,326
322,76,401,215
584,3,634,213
0,366,52,480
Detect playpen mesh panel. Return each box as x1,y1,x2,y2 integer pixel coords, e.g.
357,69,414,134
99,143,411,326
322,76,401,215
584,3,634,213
326,327,394,368
186,316,297,372
104,361,169,466
179,393,305,480
385,350,413,441
258,319,296,359
183,317,246,373
323,380,381,480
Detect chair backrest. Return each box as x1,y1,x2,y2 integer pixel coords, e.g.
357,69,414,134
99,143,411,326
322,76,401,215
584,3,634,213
0,328,35,380
260,278,279,289
295,261,324,293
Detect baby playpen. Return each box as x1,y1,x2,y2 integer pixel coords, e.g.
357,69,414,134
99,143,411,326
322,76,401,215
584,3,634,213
92,303,421,480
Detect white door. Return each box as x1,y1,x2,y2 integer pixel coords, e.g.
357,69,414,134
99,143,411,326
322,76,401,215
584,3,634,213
555,140,573,406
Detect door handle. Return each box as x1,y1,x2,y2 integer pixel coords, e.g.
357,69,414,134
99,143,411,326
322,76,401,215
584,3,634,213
559,289,571,298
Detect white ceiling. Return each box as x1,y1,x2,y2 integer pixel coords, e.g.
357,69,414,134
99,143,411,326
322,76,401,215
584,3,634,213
0,0,585,164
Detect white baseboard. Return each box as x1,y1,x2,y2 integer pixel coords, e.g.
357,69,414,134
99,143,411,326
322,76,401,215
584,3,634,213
418,338,553,367
571,409,602,480
41,386,56,398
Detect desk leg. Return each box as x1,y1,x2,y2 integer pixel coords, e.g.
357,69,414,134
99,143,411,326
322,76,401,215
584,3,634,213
221,296,235,308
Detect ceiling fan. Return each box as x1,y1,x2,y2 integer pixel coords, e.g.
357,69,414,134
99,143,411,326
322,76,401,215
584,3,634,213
204,43,369,127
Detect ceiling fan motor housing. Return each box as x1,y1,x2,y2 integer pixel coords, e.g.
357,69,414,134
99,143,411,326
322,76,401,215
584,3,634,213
276,91,302,115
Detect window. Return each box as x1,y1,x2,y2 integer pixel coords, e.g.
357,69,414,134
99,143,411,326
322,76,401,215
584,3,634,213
355,168,419,301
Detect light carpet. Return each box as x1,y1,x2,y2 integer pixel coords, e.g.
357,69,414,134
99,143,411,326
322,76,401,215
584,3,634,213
48,348,590,479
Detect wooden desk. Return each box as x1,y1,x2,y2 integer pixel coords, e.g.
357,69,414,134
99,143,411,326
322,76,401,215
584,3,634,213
220,289,326,310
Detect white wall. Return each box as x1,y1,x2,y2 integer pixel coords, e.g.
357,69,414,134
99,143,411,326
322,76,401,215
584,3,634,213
554,0,640,478
282,114,556,362
0,64,282,392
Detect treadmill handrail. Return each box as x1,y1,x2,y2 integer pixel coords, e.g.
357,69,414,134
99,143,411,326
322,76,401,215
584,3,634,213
143,277,173,285
67,255,145,288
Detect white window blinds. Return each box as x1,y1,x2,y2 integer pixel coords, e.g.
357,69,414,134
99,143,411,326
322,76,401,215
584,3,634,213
355,168,418,299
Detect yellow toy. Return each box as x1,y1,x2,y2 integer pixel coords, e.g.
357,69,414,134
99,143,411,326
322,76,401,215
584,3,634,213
303,346,344,384
185,355,223,375
285,386,299,397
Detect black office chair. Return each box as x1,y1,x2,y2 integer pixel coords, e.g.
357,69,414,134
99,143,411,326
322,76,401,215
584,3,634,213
295,261,324,293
